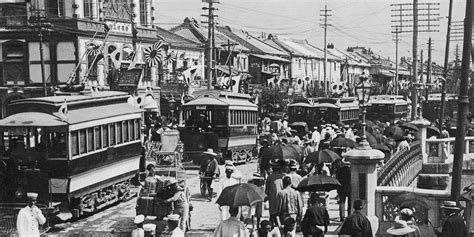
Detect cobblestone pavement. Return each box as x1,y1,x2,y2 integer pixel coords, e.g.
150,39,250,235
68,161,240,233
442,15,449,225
45,160,346,236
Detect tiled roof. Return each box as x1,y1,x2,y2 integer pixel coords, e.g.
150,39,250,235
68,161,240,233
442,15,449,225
155,26,203,49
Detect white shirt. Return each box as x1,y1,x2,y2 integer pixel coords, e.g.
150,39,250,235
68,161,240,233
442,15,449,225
170,227,185,237
131,228,145,237
218,175,240,197
16,205,46,237
213,217,249,237
311,130,321,144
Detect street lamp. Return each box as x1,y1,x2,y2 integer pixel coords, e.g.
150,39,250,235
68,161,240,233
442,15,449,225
169,96,176,119
354,75,372,147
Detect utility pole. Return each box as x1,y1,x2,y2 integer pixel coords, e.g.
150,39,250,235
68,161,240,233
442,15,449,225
391,1,439,120
202,0,219,89
30,5,48,96
320,5,331,96
426,37,432,100
393,27,401,95
439,0,455,133
452,0,472,203
221,39,238,90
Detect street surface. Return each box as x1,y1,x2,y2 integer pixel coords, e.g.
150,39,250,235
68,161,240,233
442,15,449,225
47,160,344,236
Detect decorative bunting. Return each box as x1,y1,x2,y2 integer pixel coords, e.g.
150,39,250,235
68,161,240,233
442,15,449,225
164,51,177,65
144,41,164,67
86,42,104,57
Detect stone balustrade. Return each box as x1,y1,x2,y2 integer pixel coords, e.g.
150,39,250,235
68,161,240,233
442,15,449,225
426,136,474,170
377,141,423,186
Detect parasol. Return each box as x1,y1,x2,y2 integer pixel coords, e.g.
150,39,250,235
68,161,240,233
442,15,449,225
296,174,341,192
400,123,419,132
384,126,406,141
261,143,303,167
216,183,266,207
330,137,356,148
305,149,342,164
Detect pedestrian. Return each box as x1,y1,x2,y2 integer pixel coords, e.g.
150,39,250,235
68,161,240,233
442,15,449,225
217,161,242,220
158,178,189,232
16,192,46,237
281,217,297,237
265,159,286,227
287,160,302,188
252,220,281,237
259,139,270,177
335,159,351,222
303,139,315,159
132,215,145,237
311,126,321,151
338,200,373,237
275,176,303,230
302,196,329,237
434,201,467,237
386,219,416,236
162,214,185,237
344,125,355,141
213,207,249,237
199,148,220,201
397,208,421,237
440,126,450,138
396,137,411,153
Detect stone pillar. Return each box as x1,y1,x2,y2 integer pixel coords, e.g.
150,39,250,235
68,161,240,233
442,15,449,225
410,117,430,163
91,0,98,20
133,0,140,26
344,146,384,236
145,0,152,27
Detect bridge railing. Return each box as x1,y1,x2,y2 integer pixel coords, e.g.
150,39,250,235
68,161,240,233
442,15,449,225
377,141,422,186
426,136,474,170
375,186,452,236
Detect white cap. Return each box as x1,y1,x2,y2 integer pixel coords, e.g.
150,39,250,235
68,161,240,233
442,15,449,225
27,192,38,199
134,214,145,224
164,214,180,222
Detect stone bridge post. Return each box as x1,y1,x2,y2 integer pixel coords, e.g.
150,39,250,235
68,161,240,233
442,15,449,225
410,118,430,163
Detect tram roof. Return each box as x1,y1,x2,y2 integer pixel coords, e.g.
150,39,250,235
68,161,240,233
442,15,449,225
10,91,130,107
0,112,67,128
182,95,258,110
288,102,312,107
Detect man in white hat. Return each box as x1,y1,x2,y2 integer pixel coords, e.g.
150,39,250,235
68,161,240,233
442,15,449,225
435,201,467,237
163,214,184,237
16,192,46,237
386,219,416,236
217,160,242,220
132,215,145,237
199,148,220,201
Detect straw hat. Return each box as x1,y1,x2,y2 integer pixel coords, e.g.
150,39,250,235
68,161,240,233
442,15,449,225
440,201,461,210
164,214,180,222
134,214,145,224
400,208,414,217
203,148,217,156
386,219,415,235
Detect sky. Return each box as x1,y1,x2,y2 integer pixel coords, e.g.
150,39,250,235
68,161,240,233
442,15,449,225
154,0,467,65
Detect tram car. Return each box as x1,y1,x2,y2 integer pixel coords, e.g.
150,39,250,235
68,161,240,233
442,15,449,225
422,93,457,123
287,97,359,128
179,90,258,165
0,91,142,220
367,95,410,123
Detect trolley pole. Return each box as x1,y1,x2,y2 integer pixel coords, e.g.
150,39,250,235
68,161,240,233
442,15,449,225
439,0,454,133
451,0,472,203
320,5,331,95
31,7,48,96
202,0,219,89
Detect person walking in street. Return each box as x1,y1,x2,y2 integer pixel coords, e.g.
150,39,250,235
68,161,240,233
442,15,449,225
311,126,321,151
386,219,416,236
158,178,189,232
338,200,373,237
287,160,302,188
217,161,242,220
434,201,467,237
335,159,351,222
281,217,297,237
163,214,185,237
253,220,281,237
275,176,303,230
200,149,220,201
302,196,330,237
16,192,46,237
266,160,286,227
258,139,270,177
132,215,145,237
213,207,249,237
397,208,421,237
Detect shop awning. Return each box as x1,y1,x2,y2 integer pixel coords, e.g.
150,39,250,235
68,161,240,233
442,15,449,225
250,54,290,63
0,112,67,128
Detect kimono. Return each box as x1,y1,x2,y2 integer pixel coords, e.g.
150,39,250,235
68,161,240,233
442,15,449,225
338,211,373,237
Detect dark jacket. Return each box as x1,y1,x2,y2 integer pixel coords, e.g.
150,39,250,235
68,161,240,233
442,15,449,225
338,211,373,237
437,214,467,237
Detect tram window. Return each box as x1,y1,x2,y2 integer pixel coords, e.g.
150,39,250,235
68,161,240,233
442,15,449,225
135,119,140,140
71,131,79,156
129,120,134,141
95,126,101,150
79,129,86,154
102,125,109,148
87,128,94,152
116,122,122,144
109,124,116,146
124,121,129,142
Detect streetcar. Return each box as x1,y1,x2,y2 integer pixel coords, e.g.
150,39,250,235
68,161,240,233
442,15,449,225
179,90,258,165
367,95,409,123
287,97,360,128
0,91,142,221
422,93,457,123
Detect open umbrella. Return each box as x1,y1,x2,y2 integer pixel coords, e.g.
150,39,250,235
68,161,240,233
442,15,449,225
384,126,406,141
372,143,391,152
400,123,419,132
305,149,341,164
387,192,430,209
427,126,440,136
296,175,341,192
330,137,356,148
365,132,378,146
261,143,302,169
216,183,266,207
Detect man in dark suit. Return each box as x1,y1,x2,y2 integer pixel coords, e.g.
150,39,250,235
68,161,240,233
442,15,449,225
338,200,373,237
435,201,467,237
302,195,329,237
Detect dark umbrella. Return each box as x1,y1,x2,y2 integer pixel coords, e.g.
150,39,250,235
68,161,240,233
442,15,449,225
384,126,406,141
261,143,303,168
296,175,341,192
400,123,419,132
216,183,266,207
387,192,430,209
372,143,391,152
365,132,378,146
427,126,440,136
330,137,356,148
305,149,342,164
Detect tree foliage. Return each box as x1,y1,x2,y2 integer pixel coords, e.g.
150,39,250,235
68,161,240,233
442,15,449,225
259,87,289,115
